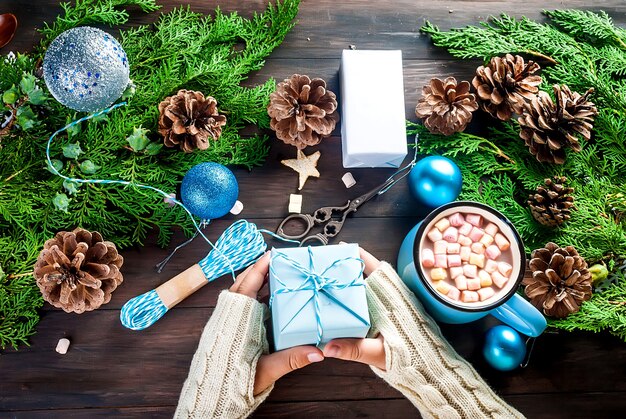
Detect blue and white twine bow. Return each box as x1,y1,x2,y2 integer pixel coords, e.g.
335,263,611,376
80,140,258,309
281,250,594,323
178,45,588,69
269,247,369,346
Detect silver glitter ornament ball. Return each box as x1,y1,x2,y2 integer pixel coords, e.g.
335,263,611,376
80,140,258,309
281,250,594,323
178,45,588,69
43,27,130,112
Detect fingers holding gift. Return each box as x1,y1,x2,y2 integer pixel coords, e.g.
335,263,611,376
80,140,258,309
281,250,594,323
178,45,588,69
323,335,386,370
359,247,381,276
254,345,323,395
230,252,271,299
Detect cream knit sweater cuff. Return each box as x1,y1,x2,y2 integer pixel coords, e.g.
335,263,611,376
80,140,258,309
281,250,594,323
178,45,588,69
365,262,525,419
174,290,272,419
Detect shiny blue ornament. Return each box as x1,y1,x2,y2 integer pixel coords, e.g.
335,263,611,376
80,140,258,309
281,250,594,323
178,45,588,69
43,27,130,112
408,156,462,208
181,163,239,220
483,325,526,371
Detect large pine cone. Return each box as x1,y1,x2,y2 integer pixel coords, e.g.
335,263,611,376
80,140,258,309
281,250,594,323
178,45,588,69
268,74,339,149
34,228,124,313
415,77,478,136
518,84,597,164
528,176,575,227
472,54,541,121
522,242,592,318
158,90,226,153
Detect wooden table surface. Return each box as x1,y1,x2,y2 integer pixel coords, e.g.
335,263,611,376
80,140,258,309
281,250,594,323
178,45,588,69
2,0,626,417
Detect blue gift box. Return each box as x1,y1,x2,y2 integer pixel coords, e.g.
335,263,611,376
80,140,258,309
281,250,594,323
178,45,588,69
269,243,371,351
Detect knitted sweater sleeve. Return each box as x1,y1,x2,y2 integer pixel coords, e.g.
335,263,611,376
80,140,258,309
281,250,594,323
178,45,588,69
365,262,525,419
174,290,272,419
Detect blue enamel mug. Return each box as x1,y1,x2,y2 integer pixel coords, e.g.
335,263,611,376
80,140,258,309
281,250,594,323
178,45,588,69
397,201,546,337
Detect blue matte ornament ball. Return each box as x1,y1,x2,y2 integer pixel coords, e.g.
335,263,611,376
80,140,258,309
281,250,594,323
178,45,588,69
180,162,239,220
43,27,130,112
408,156,462,208
483,325,526,371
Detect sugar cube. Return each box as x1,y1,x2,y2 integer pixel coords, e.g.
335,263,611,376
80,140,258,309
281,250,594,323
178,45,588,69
461,290,479,303
431,267,448,281
478,287,496,301
427,228,443,242
435,218,451,232
421,248,435,268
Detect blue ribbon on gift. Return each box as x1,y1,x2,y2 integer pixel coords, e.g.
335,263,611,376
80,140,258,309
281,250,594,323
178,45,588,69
269,247,369,347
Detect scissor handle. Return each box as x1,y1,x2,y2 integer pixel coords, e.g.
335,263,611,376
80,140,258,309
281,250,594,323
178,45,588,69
276,213,315,240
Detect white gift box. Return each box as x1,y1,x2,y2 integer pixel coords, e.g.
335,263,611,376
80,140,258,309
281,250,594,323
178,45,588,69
340,50,408,168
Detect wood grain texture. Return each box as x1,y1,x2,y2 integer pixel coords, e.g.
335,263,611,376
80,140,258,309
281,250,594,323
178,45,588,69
1,0,626,417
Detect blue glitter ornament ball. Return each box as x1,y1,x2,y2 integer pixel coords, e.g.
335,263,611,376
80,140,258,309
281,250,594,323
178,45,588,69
408,156,462,208
483,325,526,371
43,27,130,112
180,163,239,220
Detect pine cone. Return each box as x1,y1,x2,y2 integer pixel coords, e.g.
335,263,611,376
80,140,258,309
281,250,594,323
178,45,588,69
34,228,124,313
415,77,479,136
522,242,592,318
519,84,597,164
472,54,541,121
158,89,226,153
268,74,339,149
528,176,575,227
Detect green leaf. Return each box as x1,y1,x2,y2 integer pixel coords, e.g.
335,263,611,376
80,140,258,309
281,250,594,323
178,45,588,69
2,85,19,105
19,74,37,95
52,193,70,212
62,142,83,159
90,113,109,124
27,89,47,106
16,105,37,130
126,126,150,152
63,179,80,195
65,115,81,138
144,142,163,155
46,159,64,174
79,160,101,174
0,264,5,281
121,81,136,101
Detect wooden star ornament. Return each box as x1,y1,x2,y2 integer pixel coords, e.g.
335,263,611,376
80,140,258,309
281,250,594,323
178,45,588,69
281,149,321,190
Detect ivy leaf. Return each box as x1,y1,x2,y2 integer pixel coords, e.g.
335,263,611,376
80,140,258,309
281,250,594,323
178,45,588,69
144,142,163,156
79,160,101,174
62,179,80,195
2,85,19,105
90,113,109,124
19,74,37,96
46,159,63,174
16,106,37,130
62,142,83,159
27,89,47,106
65,115,81,138
52,193,70,212
126,126,150,152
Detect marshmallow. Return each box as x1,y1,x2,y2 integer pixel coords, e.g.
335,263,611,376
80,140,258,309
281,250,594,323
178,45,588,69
454,275,468,290
435,254,448,268
447,286,461,301
484,259,499,273
230,200,244,215
458,222,473,236
466,214,483,227
469,252,485,268
421,248,435,268
470,242,485,254
450,266,464,279
492,271,509,288
442,226,459,243
447,243,461,254
433,240,448,255
463,264,478,278
427,228,443,242
468,226,484,242
460,246,471,262
485,244,501,260
434,280,451,295
480,234,495,247
461,290,479,303
457,235,472,246
341,172,357,188
448,212,465,227
498,262,513,277
484,223,499,237
431,267,448,281
434,218,451,232
467,278,481,291
478,287,496,301
478,270,493,287
447,254,462,267
495,233,510,251
56,338,70,355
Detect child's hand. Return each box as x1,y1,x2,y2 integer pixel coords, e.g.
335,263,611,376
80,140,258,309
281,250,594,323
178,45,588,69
323,246,386,370
230,252,324,395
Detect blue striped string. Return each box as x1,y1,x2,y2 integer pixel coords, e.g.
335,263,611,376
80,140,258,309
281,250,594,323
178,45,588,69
269,247,368,346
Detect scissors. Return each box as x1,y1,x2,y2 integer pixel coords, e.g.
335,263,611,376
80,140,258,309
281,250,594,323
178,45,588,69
276,156,416,246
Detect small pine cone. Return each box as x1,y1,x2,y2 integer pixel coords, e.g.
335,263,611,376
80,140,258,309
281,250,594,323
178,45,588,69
268,74,339,149
522,242,592,318
415,77,479,136
519,84,597,164
158,90,226,153
528,176,575,227
34,228,124,313
472,54,541,121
